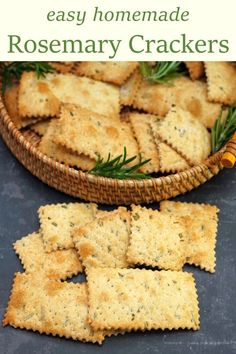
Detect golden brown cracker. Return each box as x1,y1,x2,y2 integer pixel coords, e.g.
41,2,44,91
87,267,200,331
77,62,138,85
13,231,82,280
160,201,219,272
72,208,130,270
30,119,51,136
127,205,186,270
38,202,97,252
120,69,142,106
54,104,138,161
155,107,211,165
49,62,75,74
205,62,236,105
184,62,204,80
3,273,106,344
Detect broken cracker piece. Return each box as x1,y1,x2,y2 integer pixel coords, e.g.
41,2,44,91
13,231,82,280
160,201,219,272
72,208,130,270
38,202,97,252
77,61,138,85
3,273,106,344
87,267,200,331
127,205,186,270
184,62,204,81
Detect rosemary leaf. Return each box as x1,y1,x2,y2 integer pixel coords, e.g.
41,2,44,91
211,107,236,153
89,147,151,180
139,61,186,84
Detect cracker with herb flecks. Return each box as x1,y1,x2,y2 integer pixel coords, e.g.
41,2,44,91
127,205,186,270
30,119,51,136
160,201,219,273
129,112,160,173
184,62,204,81
87,267,200,331
38,203,98,252
54,104,138,161
18,72,120,118
155,107,211,165
72,208,130,270
76,62,138,85
38,119,95,170
205,62,236,106
3,273,106,344
13,231,82,280
134,76,221,128
4,85,43,129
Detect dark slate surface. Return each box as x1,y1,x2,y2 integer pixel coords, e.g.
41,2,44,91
0,137,236,354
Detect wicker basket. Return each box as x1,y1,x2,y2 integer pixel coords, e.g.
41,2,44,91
0,74,234,205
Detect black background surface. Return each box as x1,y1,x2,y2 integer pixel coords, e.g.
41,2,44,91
0,137,235,354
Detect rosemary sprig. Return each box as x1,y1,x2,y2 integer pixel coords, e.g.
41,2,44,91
211,107,236,153
139,61,186,84
89,147,151,180
0,62,55,93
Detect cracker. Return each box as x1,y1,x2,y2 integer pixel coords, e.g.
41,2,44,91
127,205,186,270
77,62,138,85
3,273,106,344
129,112,160,173
184,62,204,80
205,62,236,105
38,119,95,170
54,104,138,161
18,72,120,118
120,69,142,106
134,77,221,128
30,119,51,136
87,267,200,331
160,201,219,272
72,208,130,270
13,231,82,280
38,202,98,252
49,62,75,74
154,107,211,165
4,85,42,129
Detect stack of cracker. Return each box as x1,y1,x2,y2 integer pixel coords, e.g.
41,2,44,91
4,61,233,175
3,201,219,344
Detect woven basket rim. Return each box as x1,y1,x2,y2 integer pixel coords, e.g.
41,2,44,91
0,87,224,190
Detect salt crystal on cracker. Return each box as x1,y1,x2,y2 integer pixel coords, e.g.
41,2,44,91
77,61,138,85
72,208,130,270
160,201,219,272
156,107,211,165
87,267,200,331
3,273,106,344
205,62,236,106
38,202,97,252
127,205,186,270
13,231,82,280
19,72,120,118
54,104,138,161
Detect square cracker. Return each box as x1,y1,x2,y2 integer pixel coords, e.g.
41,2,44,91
13,231,82,280
129,112,160,173
4,85,43,129
38,119,95,170
127,205,186,270
72,208,130,270
155,107,211,165
3,273,106,344
38,202,98,252
18,72,120,118
87,267,200,331
77,61,138,85
184,62,204,81
160,201,219,272
120,69,142,106
134,76,221,128
205,62,236,105
54,104,138,161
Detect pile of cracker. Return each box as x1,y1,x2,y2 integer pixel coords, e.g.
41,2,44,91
4,61,235,174
3,201,219,344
